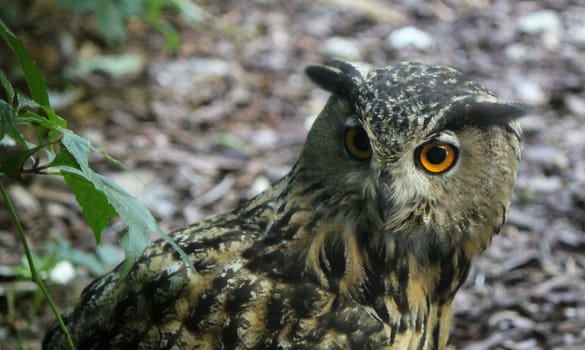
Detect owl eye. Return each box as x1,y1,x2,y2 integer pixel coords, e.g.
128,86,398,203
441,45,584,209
345,127,372,160
416,142,458,174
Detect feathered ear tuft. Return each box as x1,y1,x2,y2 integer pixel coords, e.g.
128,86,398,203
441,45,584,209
442,97,531,130
305,60,364,104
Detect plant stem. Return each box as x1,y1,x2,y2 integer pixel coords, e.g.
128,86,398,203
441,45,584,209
0,182,76,350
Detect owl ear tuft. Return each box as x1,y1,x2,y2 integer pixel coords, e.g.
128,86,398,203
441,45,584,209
305,60,364,103
443,97,531,129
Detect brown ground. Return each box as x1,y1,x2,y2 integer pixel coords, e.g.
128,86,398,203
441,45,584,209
1,1,585,349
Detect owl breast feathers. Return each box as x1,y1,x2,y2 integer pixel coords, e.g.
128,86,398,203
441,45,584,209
44,61,526,350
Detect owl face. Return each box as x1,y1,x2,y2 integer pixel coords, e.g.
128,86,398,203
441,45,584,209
302,61,524,250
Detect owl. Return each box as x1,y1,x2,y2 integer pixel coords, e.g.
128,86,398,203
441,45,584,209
44,60,525,350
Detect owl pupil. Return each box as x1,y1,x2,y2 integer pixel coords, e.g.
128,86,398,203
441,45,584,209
426,146,447,164
353,128,370,151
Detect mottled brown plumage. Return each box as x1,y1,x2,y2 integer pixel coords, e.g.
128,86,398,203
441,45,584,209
44,61,525,350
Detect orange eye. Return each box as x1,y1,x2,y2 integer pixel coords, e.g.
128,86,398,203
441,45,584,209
345,127,372,160
416,142,458,174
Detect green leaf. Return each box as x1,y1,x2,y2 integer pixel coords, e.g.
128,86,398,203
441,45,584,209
16,93,67,131
96,173,153,226
16,109,67,148
16,111,53,129
0,68,15,104
118,227,147,276
59,130,91,171
95,171,193,277
0,88,26,147
96,173,151,276
147,0,166,16
57,0,98,12
52,151,117,242
48,148,74,168
0,143,45,180
56,132,151,272
156,228,194,275
66,53,145,78
16,93,43,112
95,0,127,44
3,123,29,149
14,253,58,280
0,19,50,107
63,171,117,243
68,245,106,275
172,0,204,25
100,151,127,169
95,244,123,268
57,129,194,277
0,99,16,141
150,20,179,54
43,106,68,128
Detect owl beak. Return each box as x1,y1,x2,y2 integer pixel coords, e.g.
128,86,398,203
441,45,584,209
375,170,392,223
376,187,390,223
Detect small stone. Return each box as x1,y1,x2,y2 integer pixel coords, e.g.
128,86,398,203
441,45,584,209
48,86,84,110
519,10,562,50
8,185,41,214
46,202,69,218
49,261,76,285
142,185,177,218
519,10,561,34
251,128,279,150
187,57,231,76
565,94,585,118
324,36,362,60
249,176,271,198
514,80,548,105
387,26,433,50
505,43,529,62
518,115,546,134
183,205,205,224
229,86,251,107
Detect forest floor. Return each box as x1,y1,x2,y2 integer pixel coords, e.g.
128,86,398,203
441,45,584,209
1,1,585,349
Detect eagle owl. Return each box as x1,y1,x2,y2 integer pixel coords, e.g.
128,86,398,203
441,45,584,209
44,61,525,349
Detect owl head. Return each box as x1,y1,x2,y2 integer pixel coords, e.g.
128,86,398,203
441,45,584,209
297,60,526,267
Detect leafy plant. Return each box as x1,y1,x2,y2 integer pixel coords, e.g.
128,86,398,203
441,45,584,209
56,0,205,51
0,18,191,348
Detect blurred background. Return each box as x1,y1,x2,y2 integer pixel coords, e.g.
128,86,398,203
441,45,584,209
1,0,584,349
